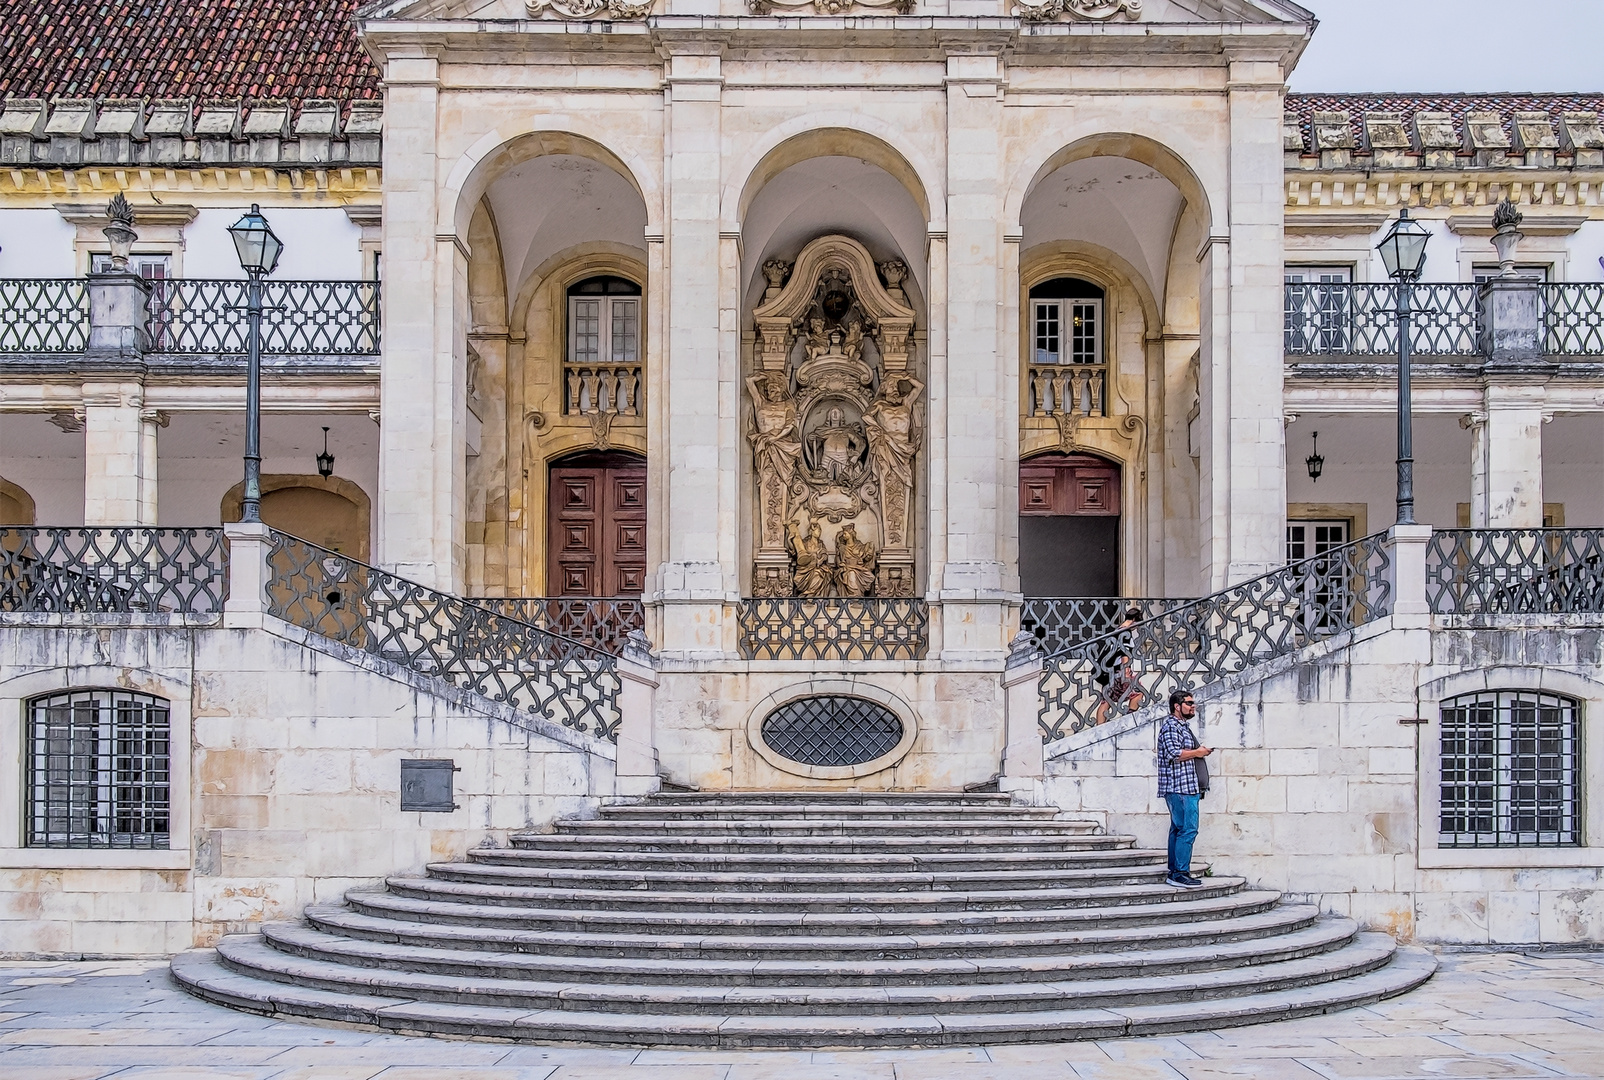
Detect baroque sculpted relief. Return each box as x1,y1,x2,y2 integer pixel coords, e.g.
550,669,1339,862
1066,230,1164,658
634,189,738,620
747,236,922,599
1013,0,1141,20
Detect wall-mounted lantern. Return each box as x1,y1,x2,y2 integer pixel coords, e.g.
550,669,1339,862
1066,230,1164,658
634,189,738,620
1305,431,1324,483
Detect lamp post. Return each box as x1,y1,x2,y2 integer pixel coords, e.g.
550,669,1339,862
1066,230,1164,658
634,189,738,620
1376,207,1431,526
227,204,283,523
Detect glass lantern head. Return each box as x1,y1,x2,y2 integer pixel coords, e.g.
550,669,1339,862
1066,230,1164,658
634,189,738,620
227,203,283,275
1378,207,1430,280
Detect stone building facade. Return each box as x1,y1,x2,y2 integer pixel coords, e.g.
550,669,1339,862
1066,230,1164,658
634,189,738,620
2,0,1604,954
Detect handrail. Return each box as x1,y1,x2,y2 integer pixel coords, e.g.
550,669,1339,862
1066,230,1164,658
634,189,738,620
472,596,645,655
0,279,90,352
1038,532,1392,741
1427,528,1604,616
1284,282,1480,357
266,532,621,741
148,279,380,355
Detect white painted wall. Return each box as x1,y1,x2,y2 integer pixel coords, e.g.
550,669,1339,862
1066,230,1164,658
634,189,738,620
1545,412,1604,527
1285,412,1473,532
1568,220,1604,282
0,209,77,277
0,413,86,525
184,208,364,280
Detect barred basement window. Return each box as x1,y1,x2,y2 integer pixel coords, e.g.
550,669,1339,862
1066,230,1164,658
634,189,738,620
760,696,904,768
1440,690,1580,849
27,690,171,850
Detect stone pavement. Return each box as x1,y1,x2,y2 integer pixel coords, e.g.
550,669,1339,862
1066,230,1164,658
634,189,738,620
0,950,1601,1080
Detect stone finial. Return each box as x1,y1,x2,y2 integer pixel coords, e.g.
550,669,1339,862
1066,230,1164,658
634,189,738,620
1491,198,1524,278
1362,112,1412,167
1560,111,1604,167
1311,111,1355,168
1491,198,1522,231
1281,111,1305,154
102,193,138,271
1006,630,1042,668
878,260,909,301
760,259,792,301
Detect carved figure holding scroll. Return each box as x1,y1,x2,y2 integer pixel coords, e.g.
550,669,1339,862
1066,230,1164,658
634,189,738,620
834,523,878,597
787,520,832,597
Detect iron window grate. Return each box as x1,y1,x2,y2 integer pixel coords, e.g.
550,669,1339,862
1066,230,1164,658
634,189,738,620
27,689,171,850
760,696,904,768
1440,690,1580,848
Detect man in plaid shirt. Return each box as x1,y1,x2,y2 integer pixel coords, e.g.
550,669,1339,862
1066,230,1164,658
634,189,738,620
1157,689,1212,889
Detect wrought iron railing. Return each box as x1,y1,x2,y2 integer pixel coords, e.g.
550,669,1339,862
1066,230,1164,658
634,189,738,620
266,533,620,740
0,279,90,352
738,597,928,660
1284,282,1480,357
472,597,645,655
1426,529,1604,616
147,279,380,355
1038,533,1392,741
1544,283,1604,357
0,527,228,614
1021,597,1195,656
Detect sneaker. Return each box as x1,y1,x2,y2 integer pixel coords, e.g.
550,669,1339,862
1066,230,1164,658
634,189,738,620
1178,874,1205,887
1165,874,1204,889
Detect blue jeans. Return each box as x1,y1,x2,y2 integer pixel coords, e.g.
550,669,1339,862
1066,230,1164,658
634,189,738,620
1164,792,1200,877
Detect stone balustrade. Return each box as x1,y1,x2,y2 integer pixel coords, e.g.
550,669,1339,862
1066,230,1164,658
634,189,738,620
564,362,644,416
1025,362,1105,419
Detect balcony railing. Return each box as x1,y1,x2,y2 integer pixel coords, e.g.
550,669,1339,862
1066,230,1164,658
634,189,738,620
0,279,89,352
1021,597,1194,656
1025,362,1105,420
0,527,229,614
473,597,645,655
738,597,929,660
148,279,380,355
1285,281,1604,359
1427,528,1604,616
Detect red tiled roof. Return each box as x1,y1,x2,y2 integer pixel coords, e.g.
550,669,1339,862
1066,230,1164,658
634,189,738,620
0,0,381,106
1286,93,1604,141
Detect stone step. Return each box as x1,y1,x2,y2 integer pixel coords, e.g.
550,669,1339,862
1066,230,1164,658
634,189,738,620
422,859,1169,894
173,942,1436,1048
508,832,1134,855
305,902,1323,960
596,803,1073,819
234,918,1371,1003
342,887,1287,937
383,875,1252,914
465,846,1161,874
554,818,1105,838
647,791,1018,802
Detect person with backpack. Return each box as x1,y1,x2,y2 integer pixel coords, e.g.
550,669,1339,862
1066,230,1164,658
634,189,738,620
1157,689,1212,889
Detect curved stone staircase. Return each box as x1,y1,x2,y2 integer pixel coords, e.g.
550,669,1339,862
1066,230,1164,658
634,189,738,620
172,792,1435,1047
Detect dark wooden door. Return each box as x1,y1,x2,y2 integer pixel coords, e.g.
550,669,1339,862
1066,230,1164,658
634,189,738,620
548,452,646,597
1019,453,1121,596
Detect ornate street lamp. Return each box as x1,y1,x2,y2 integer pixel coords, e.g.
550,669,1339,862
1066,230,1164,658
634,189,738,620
227,204,283,523
1377,207,1430,525
1305,431,1324,483
316,426,335,478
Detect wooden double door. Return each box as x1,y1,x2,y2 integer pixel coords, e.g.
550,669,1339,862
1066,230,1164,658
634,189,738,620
1018,452,1121,597
548,451,646,597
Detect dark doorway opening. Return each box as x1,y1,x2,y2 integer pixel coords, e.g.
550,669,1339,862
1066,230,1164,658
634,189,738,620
1019,452,1120,596
547,449,646,597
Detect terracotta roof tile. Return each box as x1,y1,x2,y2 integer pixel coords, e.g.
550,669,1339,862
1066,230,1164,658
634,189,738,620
1285,93,1604,148
0,0,381,108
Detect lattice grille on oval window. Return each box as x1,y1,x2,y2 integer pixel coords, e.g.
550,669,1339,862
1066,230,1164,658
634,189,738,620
760,696,904,767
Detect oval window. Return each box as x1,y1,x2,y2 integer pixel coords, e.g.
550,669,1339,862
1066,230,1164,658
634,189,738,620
760,696,904,767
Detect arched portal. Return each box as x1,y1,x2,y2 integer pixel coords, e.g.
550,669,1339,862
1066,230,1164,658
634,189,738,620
221,475,371,561
1018,451,1122,597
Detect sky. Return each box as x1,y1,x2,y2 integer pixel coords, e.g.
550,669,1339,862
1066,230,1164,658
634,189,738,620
1288,0,1604,94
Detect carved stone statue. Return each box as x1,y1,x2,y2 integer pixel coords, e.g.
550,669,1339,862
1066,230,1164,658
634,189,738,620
788,520,832,598
807,405,865,483
862,375,924,548
747,373,803,551
834,523,877,597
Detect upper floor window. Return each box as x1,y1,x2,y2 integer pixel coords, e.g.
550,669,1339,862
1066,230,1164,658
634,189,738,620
1474,265,1550,283
1029,278,1103,367
1440,690,1580,849
90,253,171,279
568,276,641,369
27,689,170,850
1285,266,1353,354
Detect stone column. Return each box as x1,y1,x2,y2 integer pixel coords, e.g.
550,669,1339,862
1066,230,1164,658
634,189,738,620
82,381,151,525
1467,382,1548,528
1201,57,1290,589
939,50,1011,660
652,45,730,659
376,53,459,589
138,407,168,524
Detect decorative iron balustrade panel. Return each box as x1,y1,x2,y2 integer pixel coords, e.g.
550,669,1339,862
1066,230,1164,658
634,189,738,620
1545,283,1604,356
738,598,928,660
760,696,904,767
1426,529,1604,616
1038,533,1392,742
1284,282,1480,357
472,597,645,655
1021,597,1195,656
0,279,90,352
147,279,380,355
267,533,621,740
0,528,228,614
